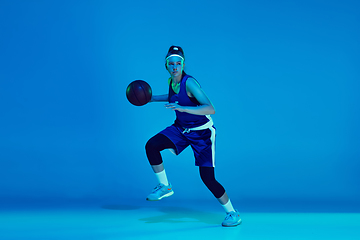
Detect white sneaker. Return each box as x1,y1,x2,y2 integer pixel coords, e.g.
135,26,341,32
222,209,242,227
146,183,174,201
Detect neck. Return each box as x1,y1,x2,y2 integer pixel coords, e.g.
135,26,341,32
172,73,183,84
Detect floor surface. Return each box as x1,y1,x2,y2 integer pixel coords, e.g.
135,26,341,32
1,199,359,240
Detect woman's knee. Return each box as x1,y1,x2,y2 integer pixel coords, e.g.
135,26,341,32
146,134,174,153
145,137,156,153
199,167,225,198
199,167,215,182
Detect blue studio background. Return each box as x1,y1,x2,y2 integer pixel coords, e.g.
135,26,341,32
0,0,359,208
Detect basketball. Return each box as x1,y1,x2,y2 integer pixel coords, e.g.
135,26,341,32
126,80,152,106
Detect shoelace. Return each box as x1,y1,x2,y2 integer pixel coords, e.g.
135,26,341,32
225,212,236,220
152,184,163,193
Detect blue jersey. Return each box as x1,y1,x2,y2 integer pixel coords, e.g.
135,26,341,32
168,74,211,129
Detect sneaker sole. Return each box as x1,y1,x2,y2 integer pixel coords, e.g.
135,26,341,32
222,219,242,227
146,191,174,201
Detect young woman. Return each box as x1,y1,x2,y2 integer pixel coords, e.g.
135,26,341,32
145,46,241,227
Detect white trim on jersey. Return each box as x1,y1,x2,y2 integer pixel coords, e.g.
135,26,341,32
182,116,213,133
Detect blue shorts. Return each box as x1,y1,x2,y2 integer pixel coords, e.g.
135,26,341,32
159,123,216,167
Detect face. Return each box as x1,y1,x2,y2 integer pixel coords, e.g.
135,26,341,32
166,56,185,78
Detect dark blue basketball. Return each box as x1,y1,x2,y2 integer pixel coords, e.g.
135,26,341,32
126,80,152,106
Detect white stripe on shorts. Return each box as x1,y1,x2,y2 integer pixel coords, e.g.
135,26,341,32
205,115,216,167
209,124,216,167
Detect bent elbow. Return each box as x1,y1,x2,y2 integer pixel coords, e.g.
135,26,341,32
202,104,215,115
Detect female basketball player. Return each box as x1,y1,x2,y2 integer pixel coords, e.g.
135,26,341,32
145,46,241,227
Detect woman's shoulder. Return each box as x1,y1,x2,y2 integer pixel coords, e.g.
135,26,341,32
184,74,195,80
185,75,200,87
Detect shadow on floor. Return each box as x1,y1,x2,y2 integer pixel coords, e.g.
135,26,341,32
101,204,223,225
139,206,223,225
101,205,142,211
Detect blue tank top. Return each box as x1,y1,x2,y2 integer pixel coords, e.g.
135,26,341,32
168,74,211,128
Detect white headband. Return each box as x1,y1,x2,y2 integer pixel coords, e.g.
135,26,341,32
166,54,184,61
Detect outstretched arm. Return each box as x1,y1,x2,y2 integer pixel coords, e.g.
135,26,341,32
165,78,215,115
151,94,168,102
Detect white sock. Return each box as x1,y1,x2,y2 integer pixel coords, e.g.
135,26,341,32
155,169,169,186
222,199,235,213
